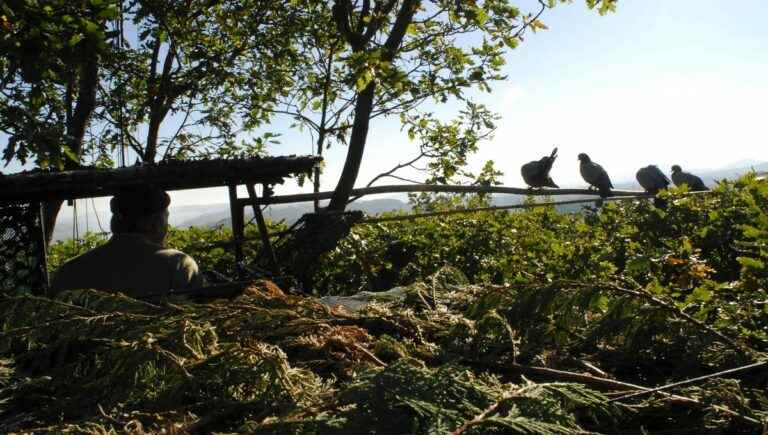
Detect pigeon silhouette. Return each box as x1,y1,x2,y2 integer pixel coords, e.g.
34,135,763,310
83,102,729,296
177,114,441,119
671,165,708,191
636,165,670,195
578,153,613,198
637,165,671,208
521,148,559,188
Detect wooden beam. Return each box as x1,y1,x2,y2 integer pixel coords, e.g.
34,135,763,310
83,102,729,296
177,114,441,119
0,156,321,203
246,184,278,272
227,185,244,268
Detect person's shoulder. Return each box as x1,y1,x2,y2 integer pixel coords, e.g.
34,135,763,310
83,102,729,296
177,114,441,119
156,248,204,290
50,245,107,292
154,248,199,269
155,247,193,260
58,243,108,270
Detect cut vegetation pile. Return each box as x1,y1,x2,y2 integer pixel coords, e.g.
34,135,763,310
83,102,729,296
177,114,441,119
2,176,767,434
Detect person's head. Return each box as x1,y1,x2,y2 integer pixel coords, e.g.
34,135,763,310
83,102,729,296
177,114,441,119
110,186,171,244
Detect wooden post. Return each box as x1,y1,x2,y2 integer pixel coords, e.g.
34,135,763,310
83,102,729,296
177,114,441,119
245,184,278,272
227,185,244,268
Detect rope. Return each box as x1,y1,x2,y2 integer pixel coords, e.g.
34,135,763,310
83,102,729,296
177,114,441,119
116,1,126,167
72,199,79,254
91,198,105,234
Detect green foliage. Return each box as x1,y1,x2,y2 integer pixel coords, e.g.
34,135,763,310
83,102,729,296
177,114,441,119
1,0,116,168
4,176,768,433
269,0,619,208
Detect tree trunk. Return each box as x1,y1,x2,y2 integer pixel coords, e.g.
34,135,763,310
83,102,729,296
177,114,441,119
43,46,99,245
327,82,376,211
326,0,417,211
145,42,176,163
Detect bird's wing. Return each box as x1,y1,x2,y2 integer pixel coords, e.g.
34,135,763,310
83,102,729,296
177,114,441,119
594,163,612,188
671,171,683,187
655,167,671,185
521,161,539,184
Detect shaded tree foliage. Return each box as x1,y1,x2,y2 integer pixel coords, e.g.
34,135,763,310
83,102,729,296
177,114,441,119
1,0,309,243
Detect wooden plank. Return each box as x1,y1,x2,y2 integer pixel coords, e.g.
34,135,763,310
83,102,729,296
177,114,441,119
228,185,244,268
245,184,278,272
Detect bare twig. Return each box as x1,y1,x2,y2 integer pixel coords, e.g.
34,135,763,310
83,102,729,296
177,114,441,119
451,391,512,435
353,343,387,367
611,360,768,402
466,360,763,427
580,281,755,356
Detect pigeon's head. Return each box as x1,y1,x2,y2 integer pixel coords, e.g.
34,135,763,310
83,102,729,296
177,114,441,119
671,165,682,173
577,153,591,163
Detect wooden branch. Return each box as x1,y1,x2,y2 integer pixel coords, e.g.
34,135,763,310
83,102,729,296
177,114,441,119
582,281,755,356
611,361,767,402
347,152,427,204
451,391,512,435
467,360,764,427
242,184,653,206
360,193,720,227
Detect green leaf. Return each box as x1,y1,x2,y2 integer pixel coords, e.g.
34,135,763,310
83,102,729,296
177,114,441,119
690,286,713,302
68,34,84,47
83,20,99,35
737,256,765,270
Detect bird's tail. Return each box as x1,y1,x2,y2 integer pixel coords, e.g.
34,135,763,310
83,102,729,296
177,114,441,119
599,185,612,198
550,147,558,160
544,178,559,188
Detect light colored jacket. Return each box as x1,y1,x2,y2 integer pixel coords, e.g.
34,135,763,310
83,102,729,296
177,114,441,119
51,234,203,298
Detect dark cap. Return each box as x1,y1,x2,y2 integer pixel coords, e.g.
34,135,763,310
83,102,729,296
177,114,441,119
110,186,171,217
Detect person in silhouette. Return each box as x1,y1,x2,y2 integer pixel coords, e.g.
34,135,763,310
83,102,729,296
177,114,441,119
51,186,203,298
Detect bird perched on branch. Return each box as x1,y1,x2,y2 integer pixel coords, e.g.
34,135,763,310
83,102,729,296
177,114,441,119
521,147,559,189
637,165,671,208
671,165,708,191
636,165,670,195
578,153,613,198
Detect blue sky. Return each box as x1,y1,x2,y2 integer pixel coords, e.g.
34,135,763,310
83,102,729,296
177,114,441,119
5,0,767,213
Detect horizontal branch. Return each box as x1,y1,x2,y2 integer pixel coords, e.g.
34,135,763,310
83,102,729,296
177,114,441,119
241,184,652,206
359,196,650,224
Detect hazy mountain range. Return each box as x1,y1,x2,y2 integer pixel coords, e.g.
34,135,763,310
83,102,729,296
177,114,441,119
52,161,767,240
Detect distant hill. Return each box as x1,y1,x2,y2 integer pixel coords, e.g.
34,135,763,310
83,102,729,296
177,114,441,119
51,162,766,240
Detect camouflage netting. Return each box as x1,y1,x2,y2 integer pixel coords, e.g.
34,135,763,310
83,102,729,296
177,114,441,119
0,202,48,295
0,268,765,433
